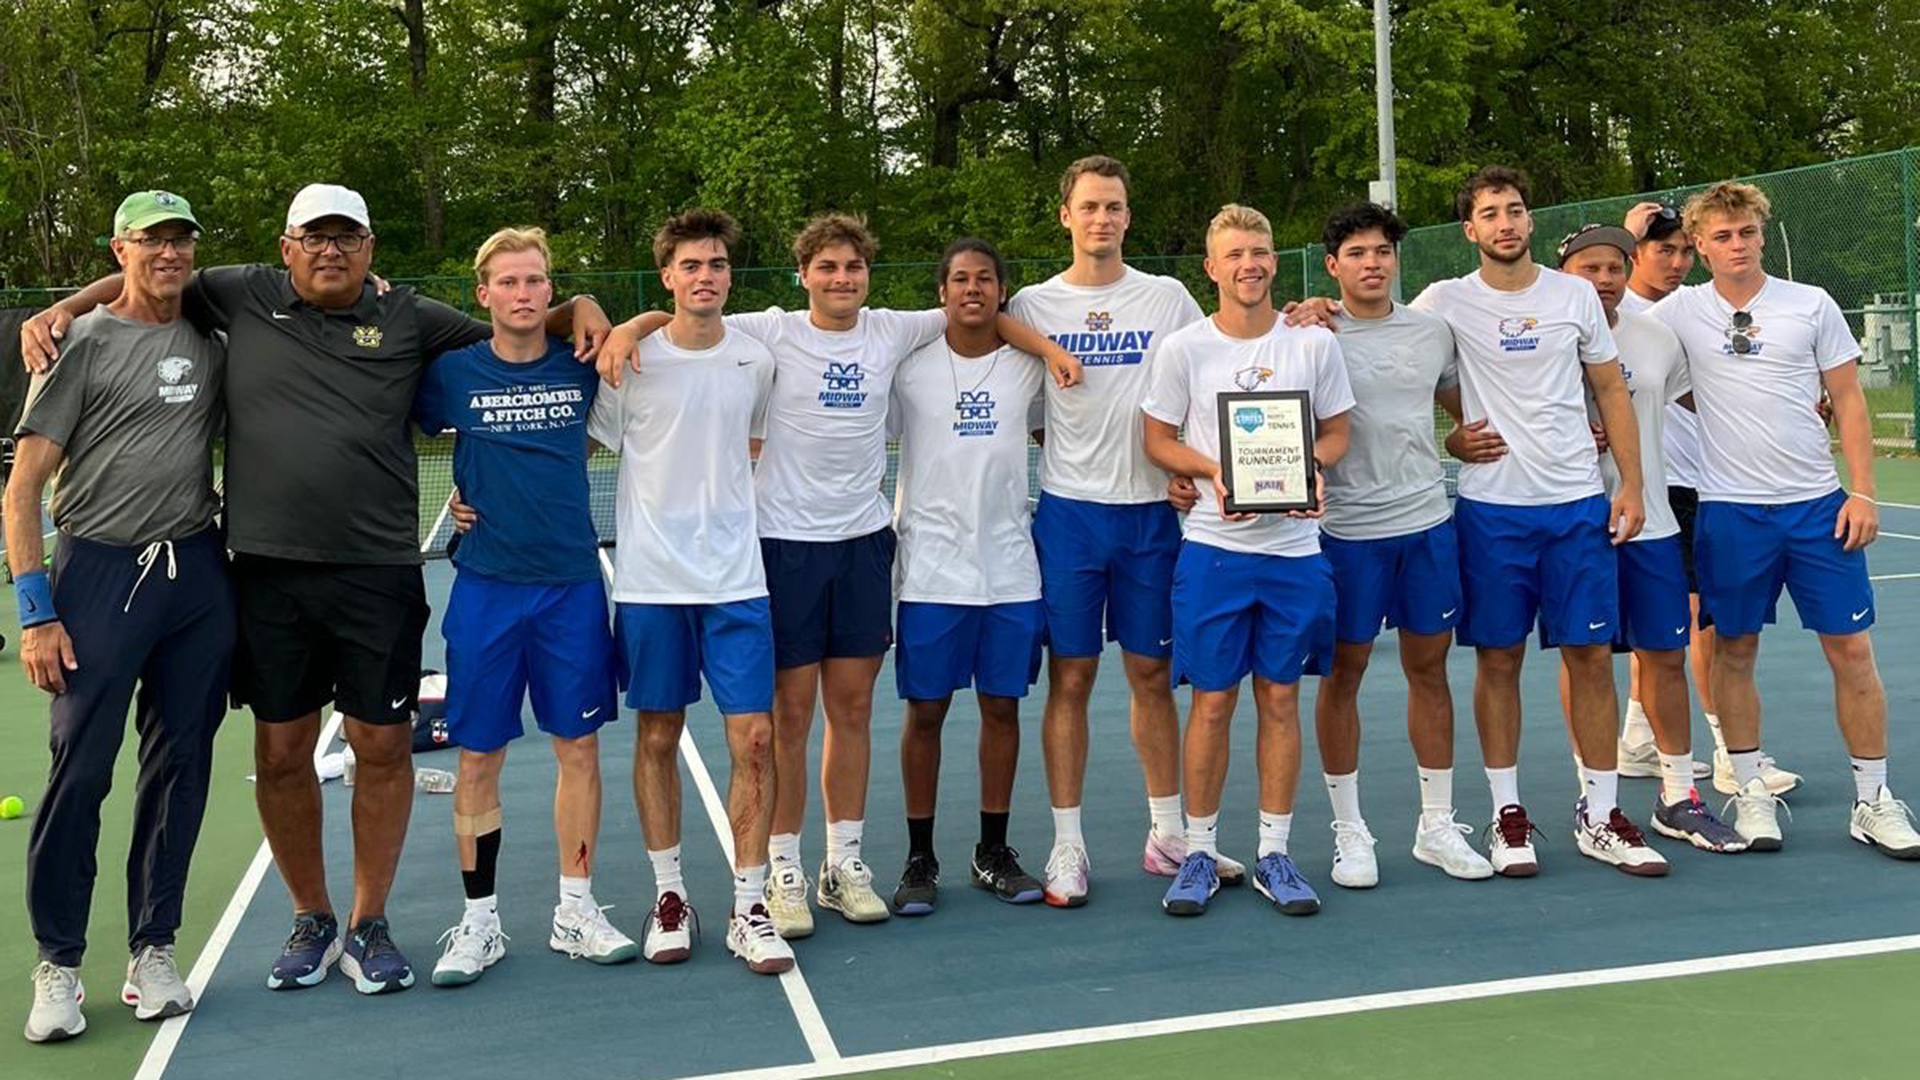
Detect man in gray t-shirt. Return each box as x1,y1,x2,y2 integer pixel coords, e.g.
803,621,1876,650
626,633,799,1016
7,190,235,1042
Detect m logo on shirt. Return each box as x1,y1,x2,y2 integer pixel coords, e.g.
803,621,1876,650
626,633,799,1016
1497,317,1540,352
1086,311,1113,332
353,325,383,349
953,390,998,437
820,362,867,408
156,355,199,404
1233,365,1273,391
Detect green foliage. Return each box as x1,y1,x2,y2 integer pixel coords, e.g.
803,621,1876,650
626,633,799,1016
0,0,1916,288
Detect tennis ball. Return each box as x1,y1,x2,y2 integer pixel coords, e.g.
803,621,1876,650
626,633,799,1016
0,796,23,820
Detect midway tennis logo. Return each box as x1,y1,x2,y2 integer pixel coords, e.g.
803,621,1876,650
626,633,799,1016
953,390,998,436
1048,328,1153,367
1497,316,1540,352
820,361,867,408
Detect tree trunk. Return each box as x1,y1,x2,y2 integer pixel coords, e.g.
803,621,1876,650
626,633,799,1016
524,0,561,224
397,0,444,252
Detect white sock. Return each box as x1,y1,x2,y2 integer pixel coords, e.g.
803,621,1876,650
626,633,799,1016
1852,757,1889,804
1705,712,1728,752
1324,771,1363,825
648,844,684,898
1658,752,1695,806
1417,767,1453,819
769,831,802,870
825,819,864,867
1622,699,1654,745
464,894,497,920
1486,765,1520,813
1583,770,1619,821
1051,805,1085,849
734,864,768,916
1258,811,1292,857
559,874,592,909
1147,794,1183,840
1730,748,1764,788
1184,811,1219,857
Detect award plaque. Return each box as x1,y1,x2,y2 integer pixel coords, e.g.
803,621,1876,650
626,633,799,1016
1217,390,1316,514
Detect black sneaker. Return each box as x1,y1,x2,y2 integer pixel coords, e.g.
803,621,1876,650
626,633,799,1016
891,852,940,916
970,843,1044,904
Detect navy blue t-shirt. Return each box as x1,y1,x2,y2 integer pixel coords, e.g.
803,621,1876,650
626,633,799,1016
415,336,601,584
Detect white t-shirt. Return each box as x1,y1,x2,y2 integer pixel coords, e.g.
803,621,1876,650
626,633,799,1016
1650,276,1859,503
1321,305,1458,541
588,328,775,604
1410,267,1617,505
1620,286,1702,488
1140,317,1356,557
888,339,1046,605
1591,312,1690,541
730,307,948,540
1008,266,1204,504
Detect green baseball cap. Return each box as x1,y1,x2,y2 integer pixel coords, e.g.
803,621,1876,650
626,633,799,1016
114,190,201,236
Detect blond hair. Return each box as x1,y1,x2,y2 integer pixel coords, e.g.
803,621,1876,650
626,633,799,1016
1059,155,1131,205
792,213,877,269
473,226,551,283
1683,182,1771,238
1206,203,1273,250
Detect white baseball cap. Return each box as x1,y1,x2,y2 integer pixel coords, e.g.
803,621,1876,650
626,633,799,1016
284,183,371,231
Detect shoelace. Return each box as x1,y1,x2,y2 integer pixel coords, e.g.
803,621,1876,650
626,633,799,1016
652,893,700,939
356,920,401,962
1331,820,1377,854
741,906,782,942
1422,815,1476,843
437,921,508,955
283,913,332,956
1864,795,1916,829
902,853,939,887
1174,854,1217,891
1602,810,1649,847
124,540,177,613
838,858,874,888
978,845,1022,880
133,945,177,984
1491,810,1543,849
33,962,77,1005
1045,843,1086,880
1724,789,1793,826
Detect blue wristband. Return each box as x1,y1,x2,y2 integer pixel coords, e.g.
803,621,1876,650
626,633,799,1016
15,570,56,628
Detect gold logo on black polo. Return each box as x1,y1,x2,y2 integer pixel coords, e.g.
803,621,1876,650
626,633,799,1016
352,325,383,349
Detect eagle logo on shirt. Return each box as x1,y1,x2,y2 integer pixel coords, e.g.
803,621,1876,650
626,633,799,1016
1085,311,1113,332
1497,317,1541,352
1498,317,1538,337
157,356,194,384
155,355,198,404
352,325,383,349
1233,365,1274,391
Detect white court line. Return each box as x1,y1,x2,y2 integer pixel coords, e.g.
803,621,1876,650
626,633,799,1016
1874,499,1920,510
136,525,437,1079
1872,572,1920,582
595,548,840,1063
666,934,1920,1080
1879,531,1920,541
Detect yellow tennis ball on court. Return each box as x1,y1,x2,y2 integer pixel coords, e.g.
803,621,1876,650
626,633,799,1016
0,796,23,820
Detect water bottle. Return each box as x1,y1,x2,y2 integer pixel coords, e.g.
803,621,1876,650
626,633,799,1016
414,767,457,794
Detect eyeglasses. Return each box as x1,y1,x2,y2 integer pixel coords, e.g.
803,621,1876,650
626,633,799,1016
124,233,198,253
285,231,369,254
1729,310,1755,354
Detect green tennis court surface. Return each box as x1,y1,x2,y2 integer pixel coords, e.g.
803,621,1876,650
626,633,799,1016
2,461,1918,1080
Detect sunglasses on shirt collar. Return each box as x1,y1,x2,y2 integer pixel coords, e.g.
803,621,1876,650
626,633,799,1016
1729,310,1755,355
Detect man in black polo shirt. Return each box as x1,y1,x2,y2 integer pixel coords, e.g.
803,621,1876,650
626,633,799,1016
21,183,610,995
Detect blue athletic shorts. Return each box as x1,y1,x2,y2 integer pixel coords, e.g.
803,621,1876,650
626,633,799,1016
1171,541,1335,691
1696,490,1874,638
895,600,1046,701
442,572,619,753
617,599,775,715
1453,495,1618,650
1539,535,1690,653
762,528,894,669
1322,521,1462,644
1032,492,1179,659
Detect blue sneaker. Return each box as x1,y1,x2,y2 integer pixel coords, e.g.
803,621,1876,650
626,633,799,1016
267,911,341,990
340,917,415,995
1253,852,1321,916
1161,852,1219,916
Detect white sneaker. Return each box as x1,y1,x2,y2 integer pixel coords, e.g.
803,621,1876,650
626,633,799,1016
430,910,507,987
1574,808,1670,877
1726,777,1786,851
1043,841,1090,907
1484,804,1540,877
643,891,697,963
1849,786,1920,859
817,857,890,923
549,900,639,963
1712,748,1801,796
1143,827,1246,885
1412,812,1495,880
1329,820,1379,888
1619,738,1711,780
25,962,85,1043
122,944,194,1019
764,864,814,940
726,904,795,975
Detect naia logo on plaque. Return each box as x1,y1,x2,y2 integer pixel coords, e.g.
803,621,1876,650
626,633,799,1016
1216,389,1315,514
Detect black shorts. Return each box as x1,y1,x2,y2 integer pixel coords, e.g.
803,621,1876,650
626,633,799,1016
1667,484,1713,629
761,527,895,670
230,555,430,724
